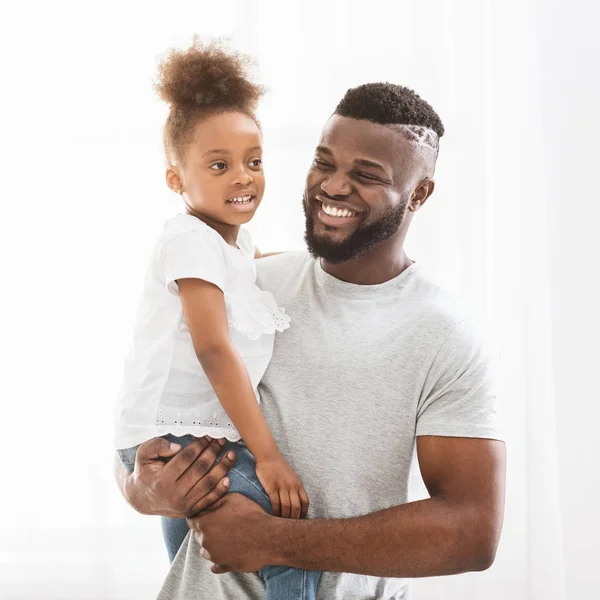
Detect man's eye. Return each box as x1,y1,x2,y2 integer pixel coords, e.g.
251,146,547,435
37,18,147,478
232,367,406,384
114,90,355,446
357,172,378,182
249,158,263,168
313,158,332,169
210,162,227,171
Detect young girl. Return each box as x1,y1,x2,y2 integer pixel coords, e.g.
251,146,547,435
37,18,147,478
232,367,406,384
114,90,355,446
114,39,321,599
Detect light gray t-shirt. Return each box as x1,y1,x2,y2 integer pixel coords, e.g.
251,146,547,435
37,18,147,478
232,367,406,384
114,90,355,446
158,253,501,600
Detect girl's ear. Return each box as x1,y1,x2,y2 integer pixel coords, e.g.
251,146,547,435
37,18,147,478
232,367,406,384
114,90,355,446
166,167,183,194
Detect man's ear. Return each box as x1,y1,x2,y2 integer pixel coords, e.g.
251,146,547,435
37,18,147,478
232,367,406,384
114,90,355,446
409,179,435,212
166,166,183,194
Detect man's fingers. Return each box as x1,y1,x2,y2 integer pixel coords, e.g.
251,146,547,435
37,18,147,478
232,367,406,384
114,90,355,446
136,436,181,463
279,489,292,519
187,477,230,516
268,489,281,517
169,438,223,483
211,563,229,574
299,487,310,519
289,489,302,519
200,547,211,561
182,449,236,514
193,527,229,573
188,516,204,535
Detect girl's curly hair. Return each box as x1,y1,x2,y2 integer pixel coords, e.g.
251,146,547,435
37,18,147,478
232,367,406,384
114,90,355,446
155,37,264,164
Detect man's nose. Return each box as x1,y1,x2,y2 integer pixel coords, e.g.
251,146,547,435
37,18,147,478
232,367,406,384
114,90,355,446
320,173,351,197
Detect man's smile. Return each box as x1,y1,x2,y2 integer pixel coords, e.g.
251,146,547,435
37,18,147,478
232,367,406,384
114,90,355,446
314,194,363,228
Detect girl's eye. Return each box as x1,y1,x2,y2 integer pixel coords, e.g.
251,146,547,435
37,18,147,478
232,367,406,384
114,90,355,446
210,162,227,171
249,158,263,168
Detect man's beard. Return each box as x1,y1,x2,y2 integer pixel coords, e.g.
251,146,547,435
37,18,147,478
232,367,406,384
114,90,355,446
303,193,409,264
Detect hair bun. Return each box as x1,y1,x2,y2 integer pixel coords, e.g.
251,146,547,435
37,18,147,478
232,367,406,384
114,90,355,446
155,37,263,112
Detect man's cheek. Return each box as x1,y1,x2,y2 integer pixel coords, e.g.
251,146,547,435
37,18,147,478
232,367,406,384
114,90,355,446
305,170,323,192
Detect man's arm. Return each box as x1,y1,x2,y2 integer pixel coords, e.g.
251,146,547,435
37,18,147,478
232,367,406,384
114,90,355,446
266,436,505,576
193,436,506,577
115,436,237,518
254,246,286,259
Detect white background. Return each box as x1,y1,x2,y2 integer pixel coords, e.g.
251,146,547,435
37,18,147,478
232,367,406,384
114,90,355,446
0,1,598,598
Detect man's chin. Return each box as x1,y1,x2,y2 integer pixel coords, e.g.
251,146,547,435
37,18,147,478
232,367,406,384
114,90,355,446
312,227,352,245
305,230,359,263
304,212,365,263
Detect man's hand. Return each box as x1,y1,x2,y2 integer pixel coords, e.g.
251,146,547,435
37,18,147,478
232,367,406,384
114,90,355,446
190,493,273,574
256,455,309,519
119,436,237,518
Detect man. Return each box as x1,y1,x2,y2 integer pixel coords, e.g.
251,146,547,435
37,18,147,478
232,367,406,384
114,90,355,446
117,83,506,599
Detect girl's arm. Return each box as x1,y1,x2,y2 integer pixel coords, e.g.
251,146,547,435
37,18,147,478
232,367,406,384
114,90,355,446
177,277,309,518
178,277,279,461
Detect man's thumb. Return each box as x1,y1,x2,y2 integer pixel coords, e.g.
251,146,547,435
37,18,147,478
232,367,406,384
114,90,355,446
137,436,181,462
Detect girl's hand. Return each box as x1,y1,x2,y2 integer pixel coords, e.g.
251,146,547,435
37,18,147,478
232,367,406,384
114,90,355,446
255,455,309,519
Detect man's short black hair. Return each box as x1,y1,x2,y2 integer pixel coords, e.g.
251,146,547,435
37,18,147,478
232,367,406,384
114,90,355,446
335,83,444,138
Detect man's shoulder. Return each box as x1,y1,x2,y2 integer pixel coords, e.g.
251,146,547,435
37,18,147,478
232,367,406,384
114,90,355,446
406,265,478,339
256,252,313,292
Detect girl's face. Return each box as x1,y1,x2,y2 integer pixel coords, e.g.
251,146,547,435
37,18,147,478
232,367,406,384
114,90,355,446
169,111,265,229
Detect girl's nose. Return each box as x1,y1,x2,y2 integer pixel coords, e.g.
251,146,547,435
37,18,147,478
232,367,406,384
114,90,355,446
232,167,254,186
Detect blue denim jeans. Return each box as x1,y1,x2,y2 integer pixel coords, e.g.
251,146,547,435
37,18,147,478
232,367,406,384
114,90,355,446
118,435,321,600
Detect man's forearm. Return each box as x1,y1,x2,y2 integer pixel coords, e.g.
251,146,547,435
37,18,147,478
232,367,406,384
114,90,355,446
263,496,498,578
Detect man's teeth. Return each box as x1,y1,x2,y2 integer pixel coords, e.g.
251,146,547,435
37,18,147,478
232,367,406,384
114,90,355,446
229,195,253,204
322,203,356,218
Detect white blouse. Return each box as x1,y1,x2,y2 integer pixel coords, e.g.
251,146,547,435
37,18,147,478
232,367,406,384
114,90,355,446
114,214,291,450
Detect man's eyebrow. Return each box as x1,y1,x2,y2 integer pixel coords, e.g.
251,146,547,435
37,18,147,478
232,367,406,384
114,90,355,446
315,145,333,155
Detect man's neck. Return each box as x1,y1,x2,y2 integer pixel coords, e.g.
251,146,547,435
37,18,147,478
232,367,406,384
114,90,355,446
321,239,413,285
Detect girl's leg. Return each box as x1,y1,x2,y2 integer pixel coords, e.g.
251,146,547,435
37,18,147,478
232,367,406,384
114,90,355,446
160,516,192,563
223,442,321,600
124,434,322,597
260,566,321,600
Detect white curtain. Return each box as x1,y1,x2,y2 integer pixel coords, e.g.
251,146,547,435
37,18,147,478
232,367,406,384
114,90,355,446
1,1,597,598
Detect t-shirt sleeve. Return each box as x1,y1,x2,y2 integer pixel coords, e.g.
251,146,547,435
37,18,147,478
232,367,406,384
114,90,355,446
416,318,503,440
160,228,228,295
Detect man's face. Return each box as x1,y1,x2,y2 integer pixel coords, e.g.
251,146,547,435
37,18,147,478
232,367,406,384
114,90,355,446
303,115,427,263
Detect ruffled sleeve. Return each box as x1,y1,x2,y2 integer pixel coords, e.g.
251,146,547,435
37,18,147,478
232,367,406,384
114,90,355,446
225,286,291,340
